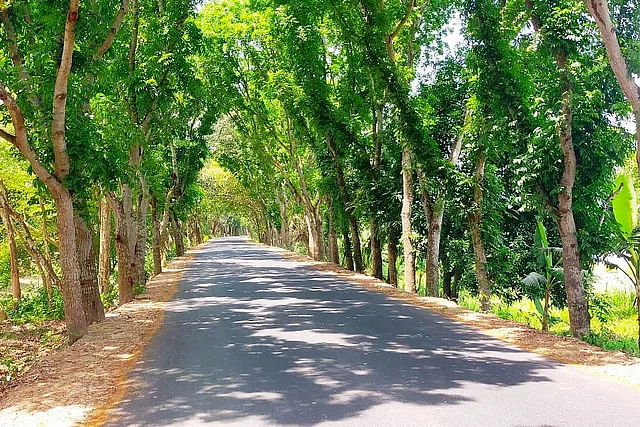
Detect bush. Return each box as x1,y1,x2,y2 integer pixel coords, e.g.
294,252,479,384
0,286,64,325
0,242,11,289
101,285,119,310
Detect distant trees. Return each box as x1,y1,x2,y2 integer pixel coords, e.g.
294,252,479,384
1,0,639,344
196,0,637,340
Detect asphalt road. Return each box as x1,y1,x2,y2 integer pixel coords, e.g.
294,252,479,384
108,237,640,426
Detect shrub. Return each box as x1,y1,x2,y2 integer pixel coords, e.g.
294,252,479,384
0,286,64,324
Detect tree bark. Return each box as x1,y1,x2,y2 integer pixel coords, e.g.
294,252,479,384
0,188,20,300
442,268,453,299
170,209,185,257
469,150,491,310
151,197,163,276
584,0,640,173
110,195,134,304
98,198,112,294
328,207,340,264
370,217,383,279
554,52,590,337
327,134,362,271
39,196,53,305
343,229,354,271
387,231,399,287
401,144,416,293
349,217,363,272
134,188,148,286
421,194,444,297
56,189,89,341
74,215,105,324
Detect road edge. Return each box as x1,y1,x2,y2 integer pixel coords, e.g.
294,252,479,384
254,241,640,390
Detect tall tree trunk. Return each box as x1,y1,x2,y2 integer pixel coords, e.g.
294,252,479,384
343,229,354,271
387,231,399,287
370,217,383,279
327,134,363,271
0,191,20,300
170,209,185,257
151,197,162,276
56,189,89,340
314,203,325,261
195,219,203,245
418,113,465,297
134,183,148,286
469,150,491,310
98,198,112,294
74,215,105,324
555,52,590,337
442,267,453,299
39,196,53,305
420,193,444,298
111,196,134,304
401,144,416,293
328,208,340,264
349,217,363,272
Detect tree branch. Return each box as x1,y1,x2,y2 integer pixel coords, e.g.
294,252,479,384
94,0,131,60
0,81,61,194
51,0,80,180
390,0,416,40
1,8,42,107
0,127,16,144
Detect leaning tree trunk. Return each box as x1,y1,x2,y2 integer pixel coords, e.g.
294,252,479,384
74,215,105,324
555,52,590,337
401,144,416,294
370,217,383,279
469,150,491,311
0,192,20,300
98,198,112,294
387,231,399,287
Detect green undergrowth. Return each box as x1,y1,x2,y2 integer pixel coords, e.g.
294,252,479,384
458,289,639,357
0,287,65,325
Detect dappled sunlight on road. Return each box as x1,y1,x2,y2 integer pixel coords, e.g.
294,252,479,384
105,237,640,426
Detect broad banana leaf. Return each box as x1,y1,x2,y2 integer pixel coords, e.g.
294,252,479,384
612,172,638,236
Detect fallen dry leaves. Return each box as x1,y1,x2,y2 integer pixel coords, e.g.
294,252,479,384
0,244,202,427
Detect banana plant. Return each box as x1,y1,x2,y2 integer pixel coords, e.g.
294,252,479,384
521,219,564,331
610,172,640,349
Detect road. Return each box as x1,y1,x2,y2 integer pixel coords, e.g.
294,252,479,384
108,237,640,426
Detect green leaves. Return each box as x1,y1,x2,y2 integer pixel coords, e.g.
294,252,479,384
612,172,638,236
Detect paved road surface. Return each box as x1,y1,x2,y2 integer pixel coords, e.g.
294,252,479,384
108,237,640,426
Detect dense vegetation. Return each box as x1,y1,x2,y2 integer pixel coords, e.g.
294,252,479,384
1,0,639,359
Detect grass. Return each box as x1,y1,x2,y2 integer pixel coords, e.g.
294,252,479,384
458,289,639,357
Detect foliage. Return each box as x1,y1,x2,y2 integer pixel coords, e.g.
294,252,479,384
0,287,64,325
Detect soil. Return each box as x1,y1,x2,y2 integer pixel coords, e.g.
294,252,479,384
0,245,200,427
273,246,640,388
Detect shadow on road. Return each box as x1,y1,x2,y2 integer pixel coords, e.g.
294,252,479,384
108,238,555,425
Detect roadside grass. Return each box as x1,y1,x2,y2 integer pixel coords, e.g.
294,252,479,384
458,289,639,357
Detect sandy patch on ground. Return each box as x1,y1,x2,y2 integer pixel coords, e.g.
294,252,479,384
0,244,202,427
272,246,640,388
